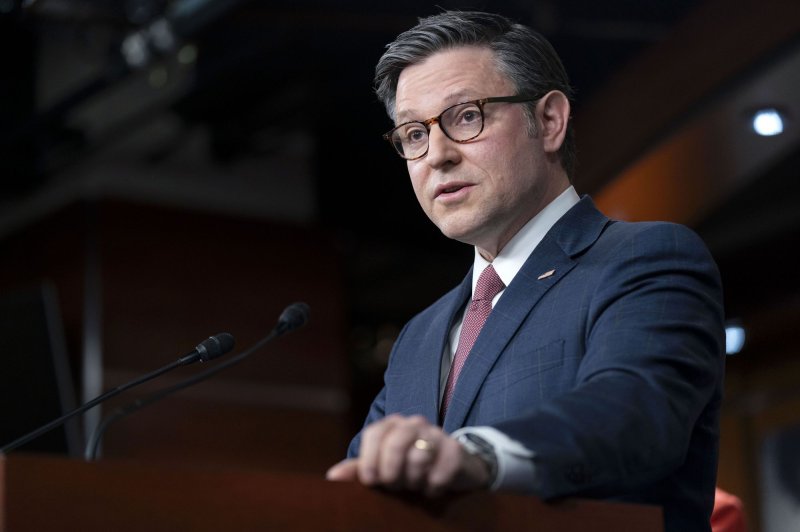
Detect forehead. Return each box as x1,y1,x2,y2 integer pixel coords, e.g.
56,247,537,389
394,46,514,122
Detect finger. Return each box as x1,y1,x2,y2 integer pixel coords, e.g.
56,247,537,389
424,436,464,497
327,458,359,481
357,414,402,485
377,416,430,487
404,435,438,490
326,458,359,481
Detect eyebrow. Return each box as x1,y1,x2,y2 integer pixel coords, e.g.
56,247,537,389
395,90,478,124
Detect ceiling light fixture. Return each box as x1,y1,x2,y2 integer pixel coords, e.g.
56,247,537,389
725,324,746,355
752,108,785,136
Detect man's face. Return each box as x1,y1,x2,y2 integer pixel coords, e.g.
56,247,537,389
394,46,556,260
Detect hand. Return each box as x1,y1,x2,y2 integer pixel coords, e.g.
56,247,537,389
325,414,491,496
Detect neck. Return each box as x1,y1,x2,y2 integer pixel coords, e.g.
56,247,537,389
475,179,571,261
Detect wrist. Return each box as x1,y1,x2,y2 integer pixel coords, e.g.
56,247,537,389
456,432,498,488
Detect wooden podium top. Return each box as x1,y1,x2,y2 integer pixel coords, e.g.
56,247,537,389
1,453,662,531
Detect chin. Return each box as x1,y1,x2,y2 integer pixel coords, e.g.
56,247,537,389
430,211,487,244
437,224,479,245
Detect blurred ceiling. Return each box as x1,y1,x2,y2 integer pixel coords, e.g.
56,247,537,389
1,0,799,361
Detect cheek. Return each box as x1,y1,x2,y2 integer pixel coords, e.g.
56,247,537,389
407,166,428,204
475,144,517,188
492,136,538,181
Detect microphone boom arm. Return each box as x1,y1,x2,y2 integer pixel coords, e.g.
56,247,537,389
84,302,309,460
0,331,234,455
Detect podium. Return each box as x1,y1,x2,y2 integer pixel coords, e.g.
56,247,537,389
1,453,662,531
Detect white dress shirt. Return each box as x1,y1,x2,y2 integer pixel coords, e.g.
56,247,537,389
444,185,581,491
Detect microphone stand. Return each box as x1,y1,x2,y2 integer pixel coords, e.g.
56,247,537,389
85,302,309,460
1,333,233,455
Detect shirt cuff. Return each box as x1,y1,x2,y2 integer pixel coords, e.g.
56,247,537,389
451,426,536,493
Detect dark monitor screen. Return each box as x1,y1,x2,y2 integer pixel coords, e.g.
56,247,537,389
0,283,80,456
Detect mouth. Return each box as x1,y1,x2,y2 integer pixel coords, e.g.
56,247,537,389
434,182,473,199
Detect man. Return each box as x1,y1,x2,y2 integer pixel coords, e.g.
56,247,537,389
326,11,725,532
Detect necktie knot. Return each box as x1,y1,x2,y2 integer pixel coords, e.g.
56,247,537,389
473,265,505,302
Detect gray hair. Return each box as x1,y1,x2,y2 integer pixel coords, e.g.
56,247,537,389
375,11,576,177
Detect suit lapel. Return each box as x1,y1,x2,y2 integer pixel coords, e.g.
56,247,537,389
441,197,610,432
416,269,472,424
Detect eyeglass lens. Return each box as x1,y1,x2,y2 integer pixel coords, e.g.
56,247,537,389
390,101,483,159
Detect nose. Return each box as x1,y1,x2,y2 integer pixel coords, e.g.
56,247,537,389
425,122,461,169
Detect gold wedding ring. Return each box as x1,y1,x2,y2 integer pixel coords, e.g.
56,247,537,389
413,438,435,453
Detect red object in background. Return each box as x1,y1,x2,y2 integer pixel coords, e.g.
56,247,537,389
712,487,746,532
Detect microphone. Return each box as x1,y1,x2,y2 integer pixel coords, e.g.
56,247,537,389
0,332,235,455
276,301,311,334
194,333,236,362
84,302,310,460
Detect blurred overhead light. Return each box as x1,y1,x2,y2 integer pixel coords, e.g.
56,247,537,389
121,17,177,69
121,32,149,69
177,44,197,65
752,108,785,136
725,325,746,355
148,18,176,53
148,66,168,88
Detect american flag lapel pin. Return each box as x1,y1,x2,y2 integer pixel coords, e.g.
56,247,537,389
537,269,556,280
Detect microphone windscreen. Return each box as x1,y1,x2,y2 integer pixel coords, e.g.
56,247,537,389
196,332,236,361
277,302,310,333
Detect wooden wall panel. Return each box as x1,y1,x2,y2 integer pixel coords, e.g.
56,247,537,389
0,199,351,470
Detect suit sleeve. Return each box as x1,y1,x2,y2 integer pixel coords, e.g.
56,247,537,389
345,321,413,458
492,223,725,498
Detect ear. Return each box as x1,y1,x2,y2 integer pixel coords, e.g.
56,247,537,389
537,90,570,155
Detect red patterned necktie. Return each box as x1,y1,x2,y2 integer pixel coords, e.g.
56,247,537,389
440,264,505,419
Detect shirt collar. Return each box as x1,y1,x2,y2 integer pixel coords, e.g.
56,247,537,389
472,185,580,293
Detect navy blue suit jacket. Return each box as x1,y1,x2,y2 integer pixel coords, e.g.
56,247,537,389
349,197,725,532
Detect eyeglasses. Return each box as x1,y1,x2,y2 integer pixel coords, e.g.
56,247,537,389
383,95,541,160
